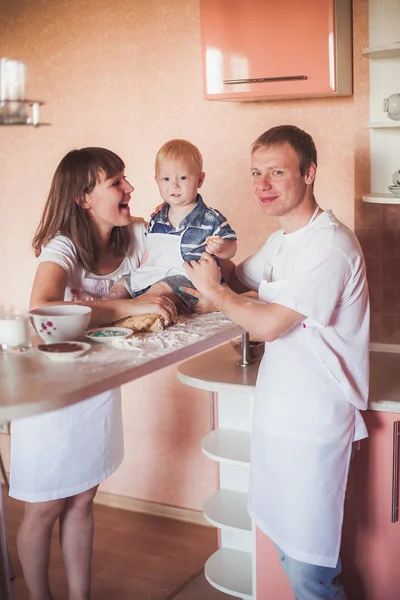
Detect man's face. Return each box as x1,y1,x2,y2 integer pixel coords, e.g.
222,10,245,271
250,143,315,218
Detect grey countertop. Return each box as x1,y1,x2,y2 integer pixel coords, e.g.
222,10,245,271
0,313,244,421
178,341,400,414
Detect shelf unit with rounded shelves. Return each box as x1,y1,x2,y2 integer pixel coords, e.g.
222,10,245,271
201,428,251,465
363,121,400,128
178,340,257,600
361,29,400,205
205,548,253,600
203,490,251,532
362,43,400,59
362,193,400,205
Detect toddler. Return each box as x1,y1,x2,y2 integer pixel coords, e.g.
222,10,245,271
101,139,237,309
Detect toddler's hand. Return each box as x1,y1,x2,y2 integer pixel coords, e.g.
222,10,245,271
205,235,224,255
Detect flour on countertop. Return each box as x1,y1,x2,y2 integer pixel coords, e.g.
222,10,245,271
77,313,235,368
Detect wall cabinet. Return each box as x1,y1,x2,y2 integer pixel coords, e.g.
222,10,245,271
199,0,353,101
341,411,400,600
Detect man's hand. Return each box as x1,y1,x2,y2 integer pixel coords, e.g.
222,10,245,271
178,286,218,314
183,252,222,298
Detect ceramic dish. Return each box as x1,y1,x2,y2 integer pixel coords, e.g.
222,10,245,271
29,304,92,343
37,341,91,361
85,326,132,344
388,186,400,196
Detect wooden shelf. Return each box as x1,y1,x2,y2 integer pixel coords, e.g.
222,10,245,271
203,490,251,532
205,548,253,600
362,43,400,59
363,121,400,128
201,429,250,465
362,193,400,205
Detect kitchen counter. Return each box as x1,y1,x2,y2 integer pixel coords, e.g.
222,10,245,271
0,313,244,421
178,342,400,413
369,348,400,412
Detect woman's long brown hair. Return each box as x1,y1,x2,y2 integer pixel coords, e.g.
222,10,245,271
32,147,132,274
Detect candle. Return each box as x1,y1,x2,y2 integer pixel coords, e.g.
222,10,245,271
0,314,31,352
0,58,27,123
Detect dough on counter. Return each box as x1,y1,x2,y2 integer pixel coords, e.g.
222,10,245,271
111,313,165,332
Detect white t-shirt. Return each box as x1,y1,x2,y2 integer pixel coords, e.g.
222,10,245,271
236,210,370,415
38,218,147,298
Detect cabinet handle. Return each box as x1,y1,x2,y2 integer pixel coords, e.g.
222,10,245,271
223,75,307,85
392,421,400,523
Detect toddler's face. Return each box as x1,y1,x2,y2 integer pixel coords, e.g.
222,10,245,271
155,158,204,208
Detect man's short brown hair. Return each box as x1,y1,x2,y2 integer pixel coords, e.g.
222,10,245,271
252,125,317,176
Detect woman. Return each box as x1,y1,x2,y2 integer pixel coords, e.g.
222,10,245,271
10,147,177,600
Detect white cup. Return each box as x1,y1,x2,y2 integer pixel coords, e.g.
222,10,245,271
383,93,400,121
0,313,31,354
393,169,400,186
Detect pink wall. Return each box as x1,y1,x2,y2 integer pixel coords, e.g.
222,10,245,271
0,0,369,509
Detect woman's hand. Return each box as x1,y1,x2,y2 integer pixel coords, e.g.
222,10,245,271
128,293,177,326
150,202,166,217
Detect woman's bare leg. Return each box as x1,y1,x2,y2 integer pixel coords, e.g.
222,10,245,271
17,498,66,600
59,486,98,600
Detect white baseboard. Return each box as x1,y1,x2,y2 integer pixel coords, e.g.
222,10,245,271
94,491,210,527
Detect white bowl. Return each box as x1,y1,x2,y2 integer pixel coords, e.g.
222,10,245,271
29,305,92,343
388,186,400,196
37,341,91,361
85,326,132,344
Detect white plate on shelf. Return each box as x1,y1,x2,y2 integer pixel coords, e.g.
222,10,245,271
37,341,91,361
388,186,400,196
85,326,132,344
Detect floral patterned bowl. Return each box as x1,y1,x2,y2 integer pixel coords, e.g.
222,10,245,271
29,305,92,344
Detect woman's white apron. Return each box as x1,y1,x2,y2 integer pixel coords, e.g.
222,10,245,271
10,269,125,502
248,208,366,567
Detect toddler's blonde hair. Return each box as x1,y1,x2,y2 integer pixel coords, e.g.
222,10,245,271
155,139,203,174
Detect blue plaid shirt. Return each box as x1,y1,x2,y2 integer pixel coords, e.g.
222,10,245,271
147,195,237,262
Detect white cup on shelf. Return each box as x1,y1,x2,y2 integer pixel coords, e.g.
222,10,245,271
392,169,400,187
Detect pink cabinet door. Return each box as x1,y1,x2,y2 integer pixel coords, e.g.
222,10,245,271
200,0,352,101
341,411,400,600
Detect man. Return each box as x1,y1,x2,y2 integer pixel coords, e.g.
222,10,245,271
184,125,369,600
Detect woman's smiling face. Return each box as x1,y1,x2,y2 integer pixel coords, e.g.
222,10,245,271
84,170,134,232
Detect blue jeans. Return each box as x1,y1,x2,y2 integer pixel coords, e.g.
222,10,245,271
276,546,347,600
